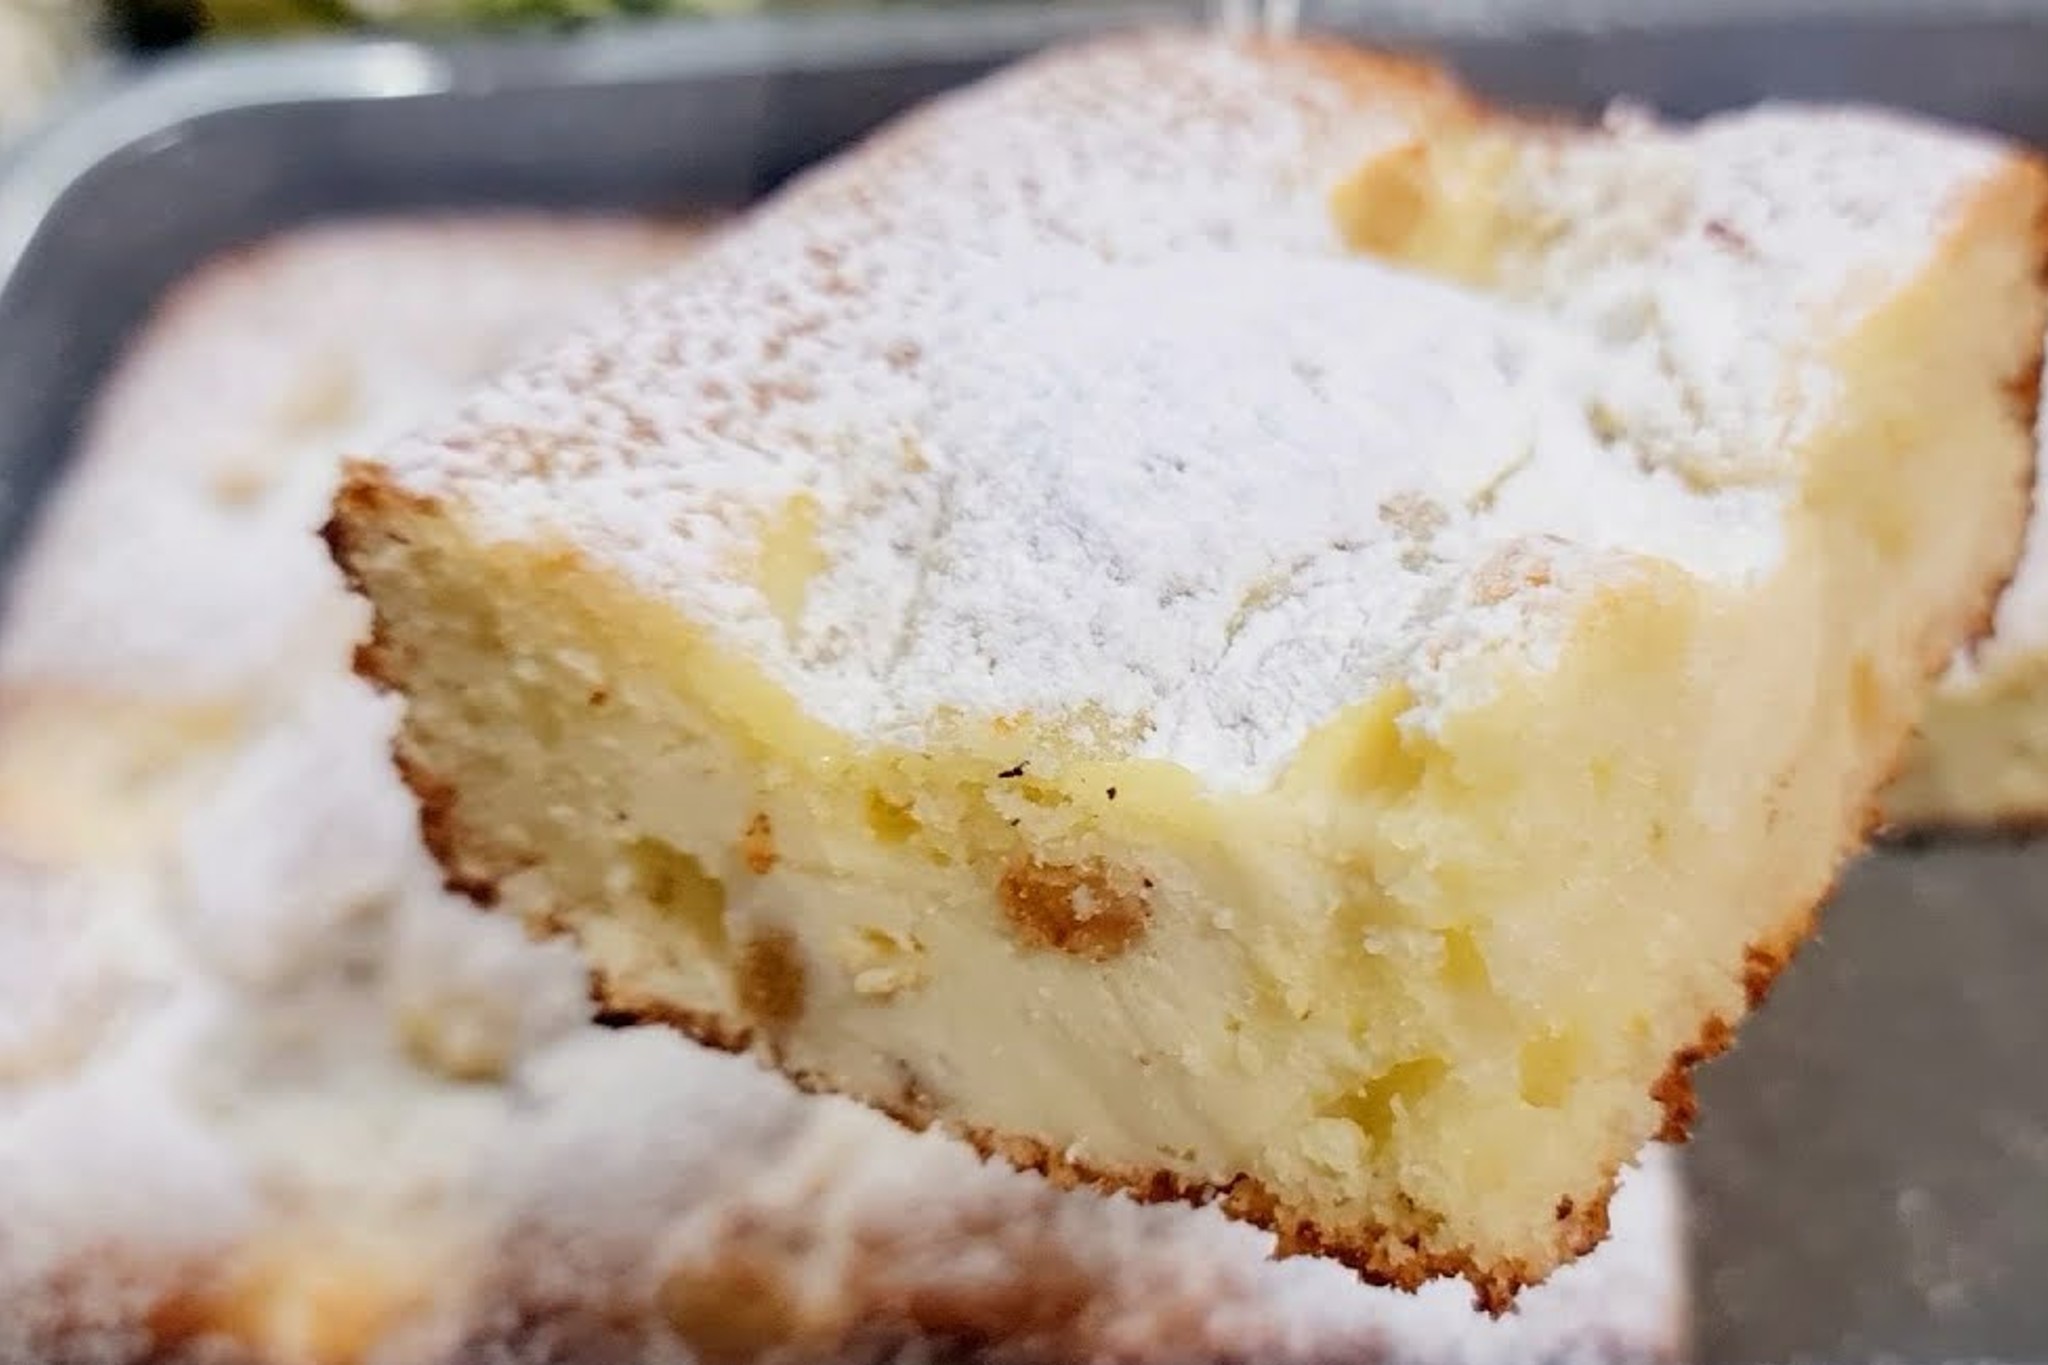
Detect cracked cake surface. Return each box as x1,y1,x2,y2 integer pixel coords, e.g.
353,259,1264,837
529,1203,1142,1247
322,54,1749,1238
0,212,1690,1365
329,31,2048,1302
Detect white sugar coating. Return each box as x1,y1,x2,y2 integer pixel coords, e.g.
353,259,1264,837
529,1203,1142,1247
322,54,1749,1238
0,215,1684,1361
1498,103,2007,486
0,858,184,1089
371,32,2004,790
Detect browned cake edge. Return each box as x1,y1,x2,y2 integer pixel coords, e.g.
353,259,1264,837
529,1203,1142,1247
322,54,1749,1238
1878,810,2048,844
1650,202,2048,1127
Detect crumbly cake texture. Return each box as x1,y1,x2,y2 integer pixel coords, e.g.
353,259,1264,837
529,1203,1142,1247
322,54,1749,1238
1885,365,2048,832
0,213,1690,1365
328,31,2048,1303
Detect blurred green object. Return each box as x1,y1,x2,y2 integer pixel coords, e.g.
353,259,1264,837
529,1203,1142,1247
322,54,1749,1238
191,0,350,31
346,0,769,19
121,0,776,34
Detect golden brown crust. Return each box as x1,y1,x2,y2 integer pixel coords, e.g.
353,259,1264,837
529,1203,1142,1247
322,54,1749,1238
327,469,514,909
1880,810,2048,846
586,980,1604,1316
322,465,424,689
394,749,505,907
1647,1015,1733,1146
1647,894,1821,1146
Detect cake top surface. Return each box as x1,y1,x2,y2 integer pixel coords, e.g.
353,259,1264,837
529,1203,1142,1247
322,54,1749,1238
366,32,2003,789
0,214,1685,1364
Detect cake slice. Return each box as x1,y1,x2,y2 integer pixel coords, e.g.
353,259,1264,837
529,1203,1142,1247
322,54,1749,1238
0,213,1688,1365
1884,369,2048,832
327,32,2048,1304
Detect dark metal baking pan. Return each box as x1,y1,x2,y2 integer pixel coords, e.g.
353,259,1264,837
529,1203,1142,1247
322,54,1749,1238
8,5,2048,1361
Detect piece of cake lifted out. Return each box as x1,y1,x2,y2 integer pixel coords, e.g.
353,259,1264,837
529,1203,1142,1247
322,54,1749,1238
328,32,2048,1307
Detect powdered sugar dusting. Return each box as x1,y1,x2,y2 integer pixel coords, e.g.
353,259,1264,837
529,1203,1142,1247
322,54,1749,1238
372,33,1998,789
0,214,1683,1362
1503,103,2006,488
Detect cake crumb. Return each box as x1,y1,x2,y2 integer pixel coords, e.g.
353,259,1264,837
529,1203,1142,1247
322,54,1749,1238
737,930,807,1028
998,856,1151,961
740,811,777,874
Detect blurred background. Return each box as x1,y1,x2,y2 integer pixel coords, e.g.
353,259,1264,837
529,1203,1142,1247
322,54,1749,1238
10,3,2048,1363
1,0,894,144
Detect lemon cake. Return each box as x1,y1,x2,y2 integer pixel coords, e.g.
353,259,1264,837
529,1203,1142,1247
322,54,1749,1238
1885,369,2048,832
328,32,2048,1304
0,217,1691,1365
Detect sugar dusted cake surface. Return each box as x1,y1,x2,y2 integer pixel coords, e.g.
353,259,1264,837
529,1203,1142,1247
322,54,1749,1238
0,213,1689,1365
371,39,1997,788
